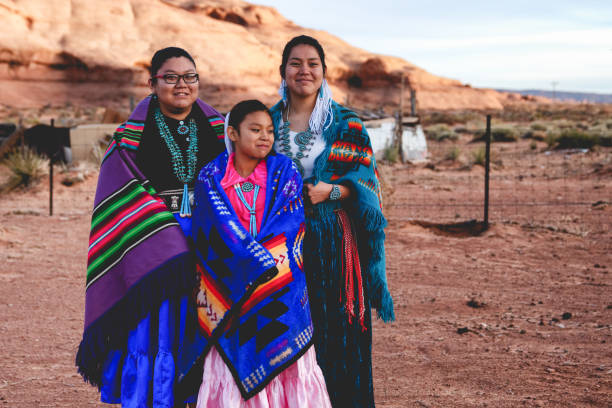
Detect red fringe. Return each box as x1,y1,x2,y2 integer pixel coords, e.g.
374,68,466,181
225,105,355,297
337,210,367,331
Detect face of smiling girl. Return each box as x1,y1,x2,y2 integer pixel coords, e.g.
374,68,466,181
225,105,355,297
229,110,274,161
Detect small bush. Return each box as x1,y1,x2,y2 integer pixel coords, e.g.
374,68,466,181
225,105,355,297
425,124,458,142
530,140,538,150
522,130,546,141
2,147,48,191
473,127,518,142
422,111,478,126
555,120,574,129
549,129,601,150
576,122,589,131
545,132,558,148
382,144,399,163
444,146,461,161
530,123,547,131
471,147,486,166
91,142,107,167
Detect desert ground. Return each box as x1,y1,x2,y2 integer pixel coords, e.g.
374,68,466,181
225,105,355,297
0,119,611,407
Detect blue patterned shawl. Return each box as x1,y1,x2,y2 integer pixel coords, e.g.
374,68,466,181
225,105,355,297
189,151,312,399
270,100,395,322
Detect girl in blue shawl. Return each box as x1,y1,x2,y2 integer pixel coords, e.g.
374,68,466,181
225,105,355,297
191,100,331,407
270,35,395,407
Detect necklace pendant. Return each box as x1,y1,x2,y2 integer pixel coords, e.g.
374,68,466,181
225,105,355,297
177,120,189,135
241,181,254,192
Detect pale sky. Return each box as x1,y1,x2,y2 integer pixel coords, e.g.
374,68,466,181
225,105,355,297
256,0,612,93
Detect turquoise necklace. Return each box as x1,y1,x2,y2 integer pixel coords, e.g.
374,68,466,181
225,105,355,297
154,107,198,217
233,183,260,237
277,109,315,175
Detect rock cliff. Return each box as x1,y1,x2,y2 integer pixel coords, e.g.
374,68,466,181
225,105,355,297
0,0,537,111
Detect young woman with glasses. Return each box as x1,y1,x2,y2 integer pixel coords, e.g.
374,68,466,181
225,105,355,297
77,47,226,407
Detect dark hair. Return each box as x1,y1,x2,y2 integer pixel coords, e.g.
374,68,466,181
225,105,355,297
228,100,271,132
149,47,196,83
279,35,326,79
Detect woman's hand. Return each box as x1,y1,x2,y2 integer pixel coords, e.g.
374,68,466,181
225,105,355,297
304,182,350,205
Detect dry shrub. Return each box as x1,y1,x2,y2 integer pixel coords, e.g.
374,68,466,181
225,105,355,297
473,127,518,142
426,124,458,142
2,147,48,191
444,146,461,162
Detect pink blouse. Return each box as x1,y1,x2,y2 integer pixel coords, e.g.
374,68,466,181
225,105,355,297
220,153,267,235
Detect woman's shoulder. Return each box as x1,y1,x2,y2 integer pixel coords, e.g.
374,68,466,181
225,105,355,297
267,152,301,177
330,101,363,124
269,100,284,124
267,151,294,167
269,100,284,114
194,99,224,119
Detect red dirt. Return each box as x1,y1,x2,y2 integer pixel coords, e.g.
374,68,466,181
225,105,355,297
0,145,611,407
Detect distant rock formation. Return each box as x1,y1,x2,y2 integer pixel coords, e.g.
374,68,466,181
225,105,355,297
0,0,544,111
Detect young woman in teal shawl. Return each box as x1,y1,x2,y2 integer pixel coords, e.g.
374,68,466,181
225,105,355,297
76,47,226,407
269,35,395,407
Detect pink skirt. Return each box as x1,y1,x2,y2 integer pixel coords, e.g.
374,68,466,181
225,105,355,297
196,347,331,408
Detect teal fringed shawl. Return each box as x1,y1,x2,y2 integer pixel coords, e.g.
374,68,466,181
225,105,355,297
270,100,394,322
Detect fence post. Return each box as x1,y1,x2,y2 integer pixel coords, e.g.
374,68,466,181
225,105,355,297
484,115,491,228
396,72,405,161
49,118,54,216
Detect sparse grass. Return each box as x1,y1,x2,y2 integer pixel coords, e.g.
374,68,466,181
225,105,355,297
1,147,48,191
471,146,486,166
421,111,479,126
545,131,558,148
530,123,547,131
382,143,399,163
473,127,519,142
425,124,458,142
556,130,597,149
497,103,612,123
91,142,107,167
444,146,461,162
546,129,606,150
522,130,547,141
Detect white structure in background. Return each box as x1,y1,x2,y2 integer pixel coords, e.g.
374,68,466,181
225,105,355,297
70,124,119,162
365,117,427,162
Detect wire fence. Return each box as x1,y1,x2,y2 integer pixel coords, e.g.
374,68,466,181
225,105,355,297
2,120,610,254
384,120,611,252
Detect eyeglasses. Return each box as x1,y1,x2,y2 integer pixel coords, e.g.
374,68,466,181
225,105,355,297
152,73,199,84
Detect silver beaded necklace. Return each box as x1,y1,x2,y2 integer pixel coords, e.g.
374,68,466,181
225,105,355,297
277,108,315,175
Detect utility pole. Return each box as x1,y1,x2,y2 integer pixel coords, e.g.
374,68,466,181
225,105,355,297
551,81,559,101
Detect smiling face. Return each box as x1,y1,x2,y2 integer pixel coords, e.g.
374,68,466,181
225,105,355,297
149,56,198,118
283,44,324,99
229,110,274,162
